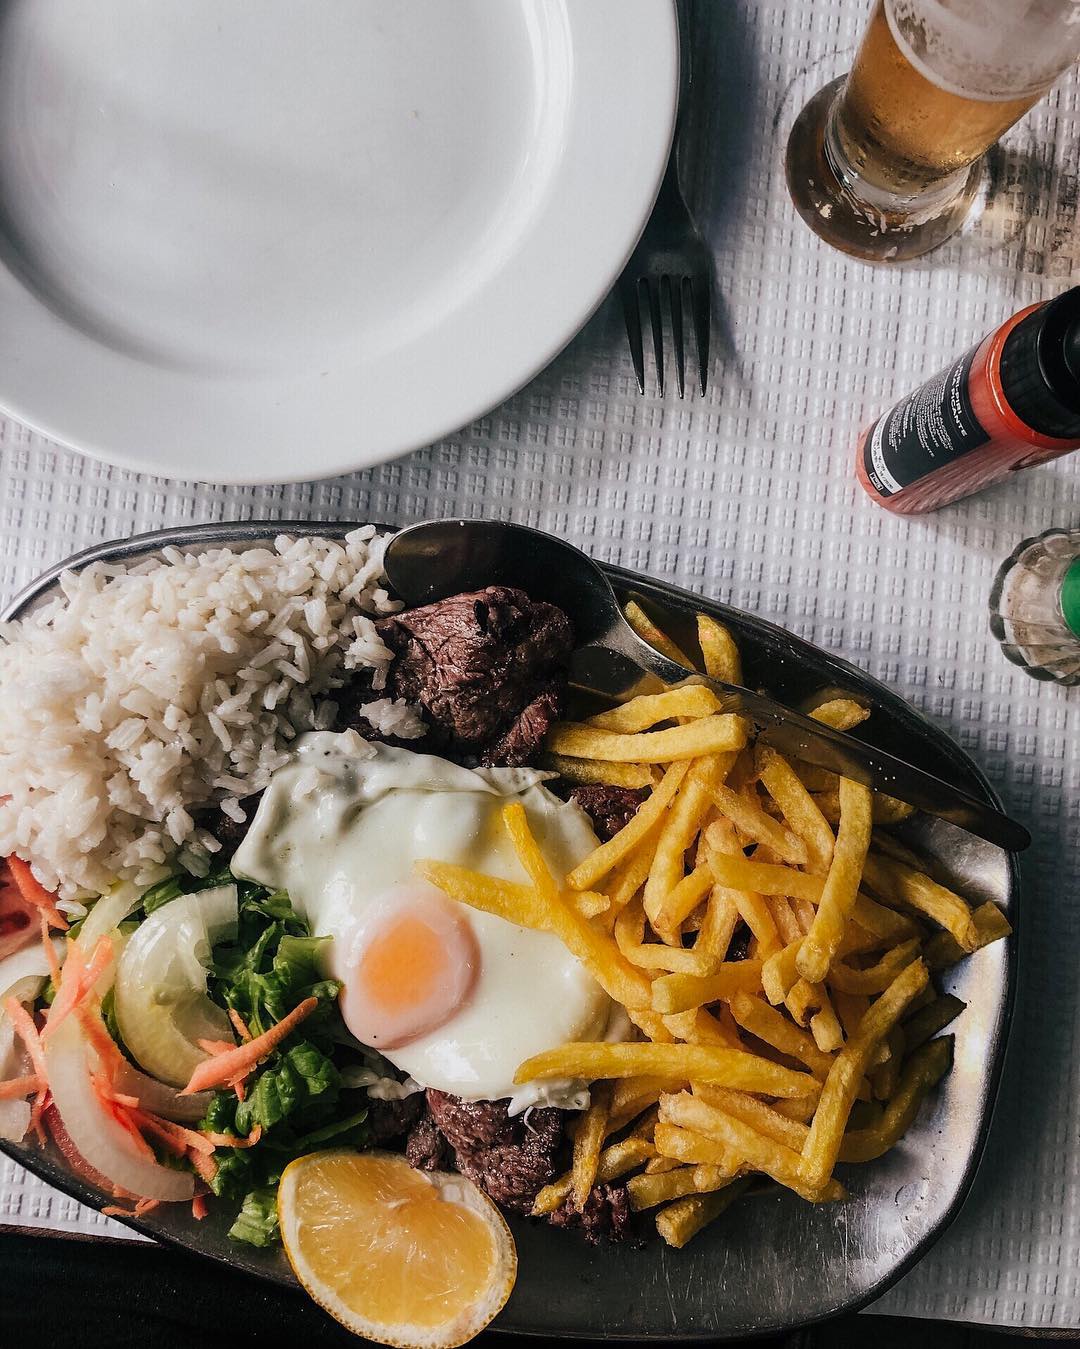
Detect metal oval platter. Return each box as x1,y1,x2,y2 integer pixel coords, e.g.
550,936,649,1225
0,522,1017,1340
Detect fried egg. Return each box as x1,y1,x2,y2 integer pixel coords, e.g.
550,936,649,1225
233,732,613,1103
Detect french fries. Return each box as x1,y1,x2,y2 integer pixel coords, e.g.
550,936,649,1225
796,778,872,984
655,1177,751,1248
515,1041,821,1099
697,615,742,685
547,716,747,764
571,1084,611,1211
587,685,723,732
418,604,1013,1244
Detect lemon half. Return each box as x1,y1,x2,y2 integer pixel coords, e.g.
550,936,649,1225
278,1150,517,1349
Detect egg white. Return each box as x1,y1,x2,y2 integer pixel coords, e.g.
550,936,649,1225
233,732,612,1102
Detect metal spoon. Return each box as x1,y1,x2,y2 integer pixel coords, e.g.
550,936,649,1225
384,519,1030,852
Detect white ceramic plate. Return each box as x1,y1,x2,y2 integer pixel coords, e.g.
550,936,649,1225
0,0,677,484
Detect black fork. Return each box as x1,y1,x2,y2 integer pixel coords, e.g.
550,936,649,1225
617,151,714,397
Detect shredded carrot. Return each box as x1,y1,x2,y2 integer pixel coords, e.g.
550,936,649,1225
189,1148,218,1185
181,996,318,1095
228,1009,252,1043
39,912,62,988
233,1078,246,1103
43,936,113,1041
102,1204,136,1218
4,998,46,1076
191,1193,209,1221
201,1124,262,1150
4,857,67,930
123,1106,215,1156
196,1038,236,1057
133,1197,161,1218
0,1074,43,1100
75,1000,127,1080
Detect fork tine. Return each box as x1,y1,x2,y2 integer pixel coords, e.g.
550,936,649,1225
689,274,711,395
618,278,646,394
647,278,664,397
668,276,686,399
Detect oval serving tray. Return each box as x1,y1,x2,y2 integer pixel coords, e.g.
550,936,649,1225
0,521,1017,1341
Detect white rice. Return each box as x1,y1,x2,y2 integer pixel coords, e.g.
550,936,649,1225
0,528,425,901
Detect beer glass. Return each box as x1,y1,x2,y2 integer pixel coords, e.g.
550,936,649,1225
786,0,1080,262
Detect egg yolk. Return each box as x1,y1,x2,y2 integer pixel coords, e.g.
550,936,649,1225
340,881,480,1051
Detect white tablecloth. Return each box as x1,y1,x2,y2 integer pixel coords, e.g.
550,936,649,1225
2,0,1079,1330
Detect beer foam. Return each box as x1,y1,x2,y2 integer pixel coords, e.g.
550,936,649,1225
886,0,1080,103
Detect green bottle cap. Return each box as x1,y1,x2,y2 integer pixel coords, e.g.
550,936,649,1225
1062,557,1080,640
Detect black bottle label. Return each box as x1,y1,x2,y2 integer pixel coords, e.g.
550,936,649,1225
862,344,991,497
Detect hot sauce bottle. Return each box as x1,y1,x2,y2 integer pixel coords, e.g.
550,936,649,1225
857,287,1080,514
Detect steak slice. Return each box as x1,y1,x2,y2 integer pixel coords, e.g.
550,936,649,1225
569,784,648,841
425,1090,564,1212
373,587,573,766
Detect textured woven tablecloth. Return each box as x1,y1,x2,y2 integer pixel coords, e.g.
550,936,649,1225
2,0,1079,1330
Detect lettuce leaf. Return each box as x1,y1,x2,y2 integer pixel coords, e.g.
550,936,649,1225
228,1187,280,1247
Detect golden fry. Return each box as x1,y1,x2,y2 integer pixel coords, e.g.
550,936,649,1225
615,898,718,975
902,994,966,1052
608,1077,682,1132
606,829,663,912
813,790,917,827
651,962,764,1015
708,783,809,866
515,1041,821,1099
705,851,824,903
808,698,871,732
755,745,835,873
571,1083,611,1211
761,939,802,1006
587,686,722,732
785,978,824,1028
662,1008,743,1050
840,1037,953,1163
570,891,610,921
800,958,929,1189
653,1122,741,1173
548,716,747,764
566,760,690,890
871,1027,904,1102
623,601,695,668
649,863,715,935
660,1092,843,1203
531,1135,658,1215
655,1177,750,1248
628,1166,728,1212
767,896,804,946
729,992,834,1078
797,778,872,984
695,888,740,962
696,614,742,684
923,901,1011,969
418,858,653,1010
704,825,782,959
691,1083,809,1152
645,756,729,931
826,939,921,995
810,997,845,1054
862,854,979,952
851,892,920,942
543,753,656,789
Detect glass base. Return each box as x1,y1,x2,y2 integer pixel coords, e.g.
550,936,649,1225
785,77,987,263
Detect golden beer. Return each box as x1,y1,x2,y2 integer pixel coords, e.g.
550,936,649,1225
835,1,1043,195
786,0,1080,261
